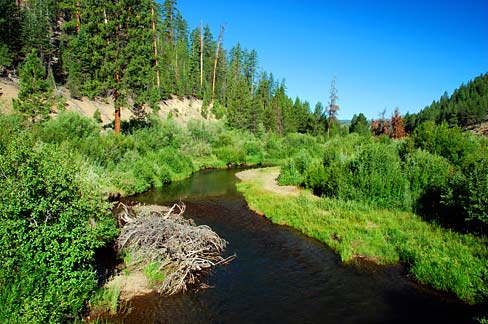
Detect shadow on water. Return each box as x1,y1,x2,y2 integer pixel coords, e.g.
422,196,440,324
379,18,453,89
110,168,486,324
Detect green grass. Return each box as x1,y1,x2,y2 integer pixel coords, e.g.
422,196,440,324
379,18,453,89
144,262,166,286
89,284,121,316
237,167,488,304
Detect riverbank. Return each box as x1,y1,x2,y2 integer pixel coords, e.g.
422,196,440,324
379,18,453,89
236,167,488,305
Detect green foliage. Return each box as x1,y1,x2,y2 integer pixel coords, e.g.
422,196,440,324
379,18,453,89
0,118,117,322
282,131,488,229
89,285,121,316
413,121,479,165
278,150,313,186
144,262,166,285
93,109,103,123
408,73,488,130
351,141,410,209
13,49,54,123
403,149,451,213
211,102,226,119
349,113,369,136
38,111,100,143
0,44,12,68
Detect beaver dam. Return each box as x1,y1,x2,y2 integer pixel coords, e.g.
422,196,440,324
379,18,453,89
111,203,234,298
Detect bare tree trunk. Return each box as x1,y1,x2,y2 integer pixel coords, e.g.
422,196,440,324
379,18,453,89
211,25,224,103
151,6,160,88
114,73,121,134
199,21,203,89
175,50,179,82
75,0,80,34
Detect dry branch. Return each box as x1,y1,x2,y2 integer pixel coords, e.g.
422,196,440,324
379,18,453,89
116,203,234,295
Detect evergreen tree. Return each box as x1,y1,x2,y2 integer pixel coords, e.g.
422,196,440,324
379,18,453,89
20,0,58,78
0,0,22,68
410,73,488,131
174,12,189,96
188,26,202,96
13,49,54,123
312,101,327,136
349,113,369,136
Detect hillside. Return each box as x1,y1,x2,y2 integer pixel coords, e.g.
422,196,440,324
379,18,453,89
0,78,213,125
404,72,488,132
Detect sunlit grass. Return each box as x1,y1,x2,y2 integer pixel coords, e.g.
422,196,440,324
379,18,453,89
237,167,488,304
144,262,166,286
89,284,121,316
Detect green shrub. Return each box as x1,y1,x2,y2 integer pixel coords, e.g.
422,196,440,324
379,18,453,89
0,131,117,322
278,159,303,186
403,149,451,213
413,121,480,166
38,111,99,143
244,140,265,164
213,145,246,165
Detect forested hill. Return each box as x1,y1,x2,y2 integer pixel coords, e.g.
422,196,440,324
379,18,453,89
0,0,341,136
404,73,488,133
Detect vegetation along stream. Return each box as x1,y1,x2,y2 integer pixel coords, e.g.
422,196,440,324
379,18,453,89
111,168,484,323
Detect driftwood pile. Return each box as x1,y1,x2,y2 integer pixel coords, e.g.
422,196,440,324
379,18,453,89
116,202,234,295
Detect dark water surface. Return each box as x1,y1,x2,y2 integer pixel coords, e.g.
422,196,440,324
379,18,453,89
114,168,484,323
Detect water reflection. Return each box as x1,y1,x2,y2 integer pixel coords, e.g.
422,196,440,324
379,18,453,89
113,168,484,323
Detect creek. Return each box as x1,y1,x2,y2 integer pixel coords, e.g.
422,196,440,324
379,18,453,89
112,168,481,323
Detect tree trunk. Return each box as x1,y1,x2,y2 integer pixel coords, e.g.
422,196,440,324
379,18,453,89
75,1,80,34
211,25,224,103
199,21,203,89
151,6,160,88
114,73,121,134
175,50,179,82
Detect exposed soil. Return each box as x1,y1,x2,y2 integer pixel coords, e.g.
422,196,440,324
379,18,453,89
0,78,214,125
107,271,153,300
235,167,300,196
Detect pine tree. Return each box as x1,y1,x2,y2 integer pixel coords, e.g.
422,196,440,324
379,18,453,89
13,49,54,123
349,113,369,136
0,0,22,68
188,27,202,96
20,0,59,79
312,101,327,135
174,12,189,96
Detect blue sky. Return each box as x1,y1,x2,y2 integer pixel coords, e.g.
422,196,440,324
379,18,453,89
172,0,488,120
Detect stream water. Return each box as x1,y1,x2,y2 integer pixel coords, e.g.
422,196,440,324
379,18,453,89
112,168,483,323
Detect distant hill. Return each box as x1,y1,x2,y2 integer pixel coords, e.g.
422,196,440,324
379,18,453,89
404,73,488,132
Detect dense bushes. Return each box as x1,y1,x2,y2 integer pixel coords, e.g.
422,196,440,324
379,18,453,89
0,117,117,322
29,111,317,196
280,124,488,231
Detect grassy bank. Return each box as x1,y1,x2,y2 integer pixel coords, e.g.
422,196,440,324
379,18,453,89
237,167,488,304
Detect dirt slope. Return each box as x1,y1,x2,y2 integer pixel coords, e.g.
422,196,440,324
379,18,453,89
0,78,213,125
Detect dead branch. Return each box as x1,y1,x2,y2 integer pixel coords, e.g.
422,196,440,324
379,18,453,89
116,203,233,295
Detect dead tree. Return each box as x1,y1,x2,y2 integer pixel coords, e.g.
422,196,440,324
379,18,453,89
199,21,203,89
211,25,225,103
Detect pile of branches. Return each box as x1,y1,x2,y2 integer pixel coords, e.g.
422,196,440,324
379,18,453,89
116,202,234,295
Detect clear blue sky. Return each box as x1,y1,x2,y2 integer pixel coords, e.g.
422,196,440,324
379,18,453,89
171,0,488,120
